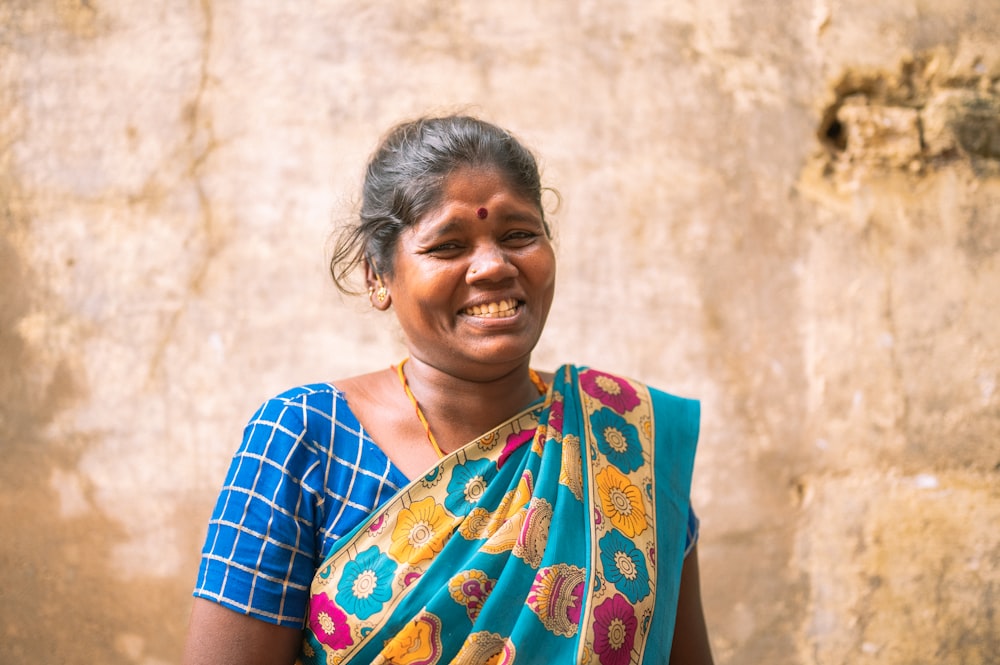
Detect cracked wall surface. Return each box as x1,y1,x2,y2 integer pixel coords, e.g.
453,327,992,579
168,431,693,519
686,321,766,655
1,2,998,664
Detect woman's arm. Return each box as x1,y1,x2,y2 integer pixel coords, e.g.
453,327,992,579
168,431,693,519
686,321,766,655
181,599,303,665
669,544,715,665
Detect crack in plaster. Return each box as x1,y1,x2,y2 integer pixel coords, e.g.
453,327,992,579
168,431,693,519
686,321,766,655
145,0,219,386
879,261,910,445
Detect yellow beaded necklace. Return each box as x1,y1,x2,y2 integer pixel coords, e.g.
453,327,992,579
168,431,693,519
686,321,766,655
394,357,548,459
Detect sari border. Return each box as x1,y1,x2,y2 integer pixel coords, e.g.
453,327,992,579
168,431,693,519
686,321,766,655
575,369,659,664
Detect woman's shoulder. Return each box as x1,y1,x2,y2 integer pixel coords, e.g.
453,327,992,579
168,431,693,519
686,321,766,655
241,381,361,453
250,380,360,418
266,381,345,405
243,375,404,470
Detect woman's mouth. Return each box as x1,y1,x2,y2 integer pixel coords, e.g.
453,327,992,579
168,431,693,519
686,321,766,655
463,298,520,318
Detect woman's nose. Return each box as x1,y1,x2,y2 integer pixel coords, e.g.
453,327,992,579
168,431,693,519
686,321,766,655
466,245,517,283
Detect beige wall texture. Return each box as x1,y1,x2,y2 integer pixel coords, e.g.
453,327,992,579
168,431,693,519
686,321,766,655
2,1,998,664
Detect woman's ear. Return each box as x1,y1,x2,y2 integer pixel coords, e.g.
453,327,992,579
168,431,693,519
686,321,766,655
364,260,391,310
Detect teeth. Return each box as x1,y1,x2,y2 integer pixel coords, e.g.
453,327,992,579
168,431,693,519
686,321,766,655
465,299,518,318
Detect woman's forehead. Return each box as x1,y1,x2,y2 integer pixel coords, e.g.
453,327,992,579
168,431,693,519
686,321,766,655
414,186,541,232
440,165,513,193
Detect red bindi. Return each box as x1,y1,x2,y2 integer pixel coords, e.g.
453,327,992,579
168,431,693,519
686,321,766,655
476,207,488,219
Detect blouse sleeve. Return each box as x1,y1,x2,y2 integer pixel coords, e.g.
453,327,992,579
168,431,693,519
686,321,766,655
684,505,700,557
192,394,325,628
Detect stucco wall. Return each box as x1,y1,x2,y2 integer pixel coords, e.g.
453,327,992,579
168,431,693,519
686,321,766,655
1,2,997,664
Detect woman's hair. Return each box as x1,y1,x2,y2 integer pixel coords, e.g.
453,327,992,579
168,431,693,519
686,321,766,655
329,115,548,294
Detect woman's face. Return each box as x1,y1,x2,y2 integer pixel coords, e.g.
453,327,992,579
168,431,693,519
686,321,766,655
382,167,556,380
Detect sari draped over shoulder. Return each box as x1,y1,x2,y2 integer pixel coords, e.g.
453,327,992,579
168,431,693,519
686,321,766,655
297,364,700,665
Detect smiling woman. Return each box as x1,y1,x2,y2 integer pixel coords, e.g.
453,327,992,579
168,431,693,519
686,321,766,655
181,115,713,665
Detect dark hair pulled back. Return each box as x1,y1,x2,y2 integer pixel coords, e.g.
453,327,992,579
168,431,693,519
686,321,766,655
329,115,548,294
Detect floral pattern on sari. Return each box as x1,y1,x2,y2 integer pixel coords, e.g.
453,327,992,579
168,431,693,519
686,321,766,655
559,433,584,500
444,457,493,517
335,546,397,620
599,528,651,604
453,631,515,665
595,465,648,537
581,370,641,415
308,592,353,651
376,612,442,665
527,563,587,637
512,496,553,568
298,365,695,665
592,594,638,665
388,497,453,565
576,367,659,663
448,569,496,622
588,407,644,473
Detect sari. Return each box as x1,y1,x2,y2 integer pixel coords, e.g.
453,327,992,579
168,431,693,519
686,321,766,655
297,364,699,665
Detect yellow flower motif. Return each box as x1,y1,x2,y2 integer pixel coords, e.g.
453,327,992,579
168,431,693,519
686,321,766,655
482,507,525,555
640,415,652,442
459,507,493,541
531,425,546,455
476,430,499,451
389,497,452,564
495,471,533,522
559,434,583,500
379,613,442,664
595,465,648,537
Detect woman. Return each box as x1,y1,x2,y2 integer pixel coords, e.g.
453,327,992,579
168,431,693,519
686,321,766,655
183,115,713,665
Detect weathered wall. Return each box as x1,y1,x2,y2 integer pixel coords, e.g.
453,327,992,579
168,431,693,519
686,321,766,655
1,2,997,664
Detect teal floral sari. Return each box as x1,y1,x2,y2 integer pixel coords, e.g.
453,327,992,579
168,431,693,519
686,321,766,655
298,365,699,665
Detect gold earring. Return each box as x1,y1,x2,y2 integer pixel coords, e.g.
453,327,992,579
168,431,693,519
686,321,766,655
372,275,388,303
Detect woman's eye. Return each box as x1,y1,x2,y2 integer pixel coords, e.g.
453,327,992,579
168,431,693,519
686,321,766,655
427,242,461,254
504,231,538,244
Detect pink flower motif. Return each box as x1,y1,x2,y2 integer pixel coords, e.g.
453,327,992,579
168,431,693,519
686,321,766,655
593,594,637,665
403,569,423,588
499,427,535,469
548,398,565,434
581,370,640,415
567,580,585,626
369,514,386,535
308,591,354,651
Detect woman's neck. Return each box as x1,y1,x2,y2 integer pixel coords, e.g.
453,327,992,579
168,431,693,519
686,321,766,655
400,356,544,453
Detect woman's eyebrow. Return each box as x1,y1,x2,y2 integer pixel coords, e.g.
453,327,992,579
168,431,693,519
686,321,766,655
413,218,462,242
502,210,544,225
